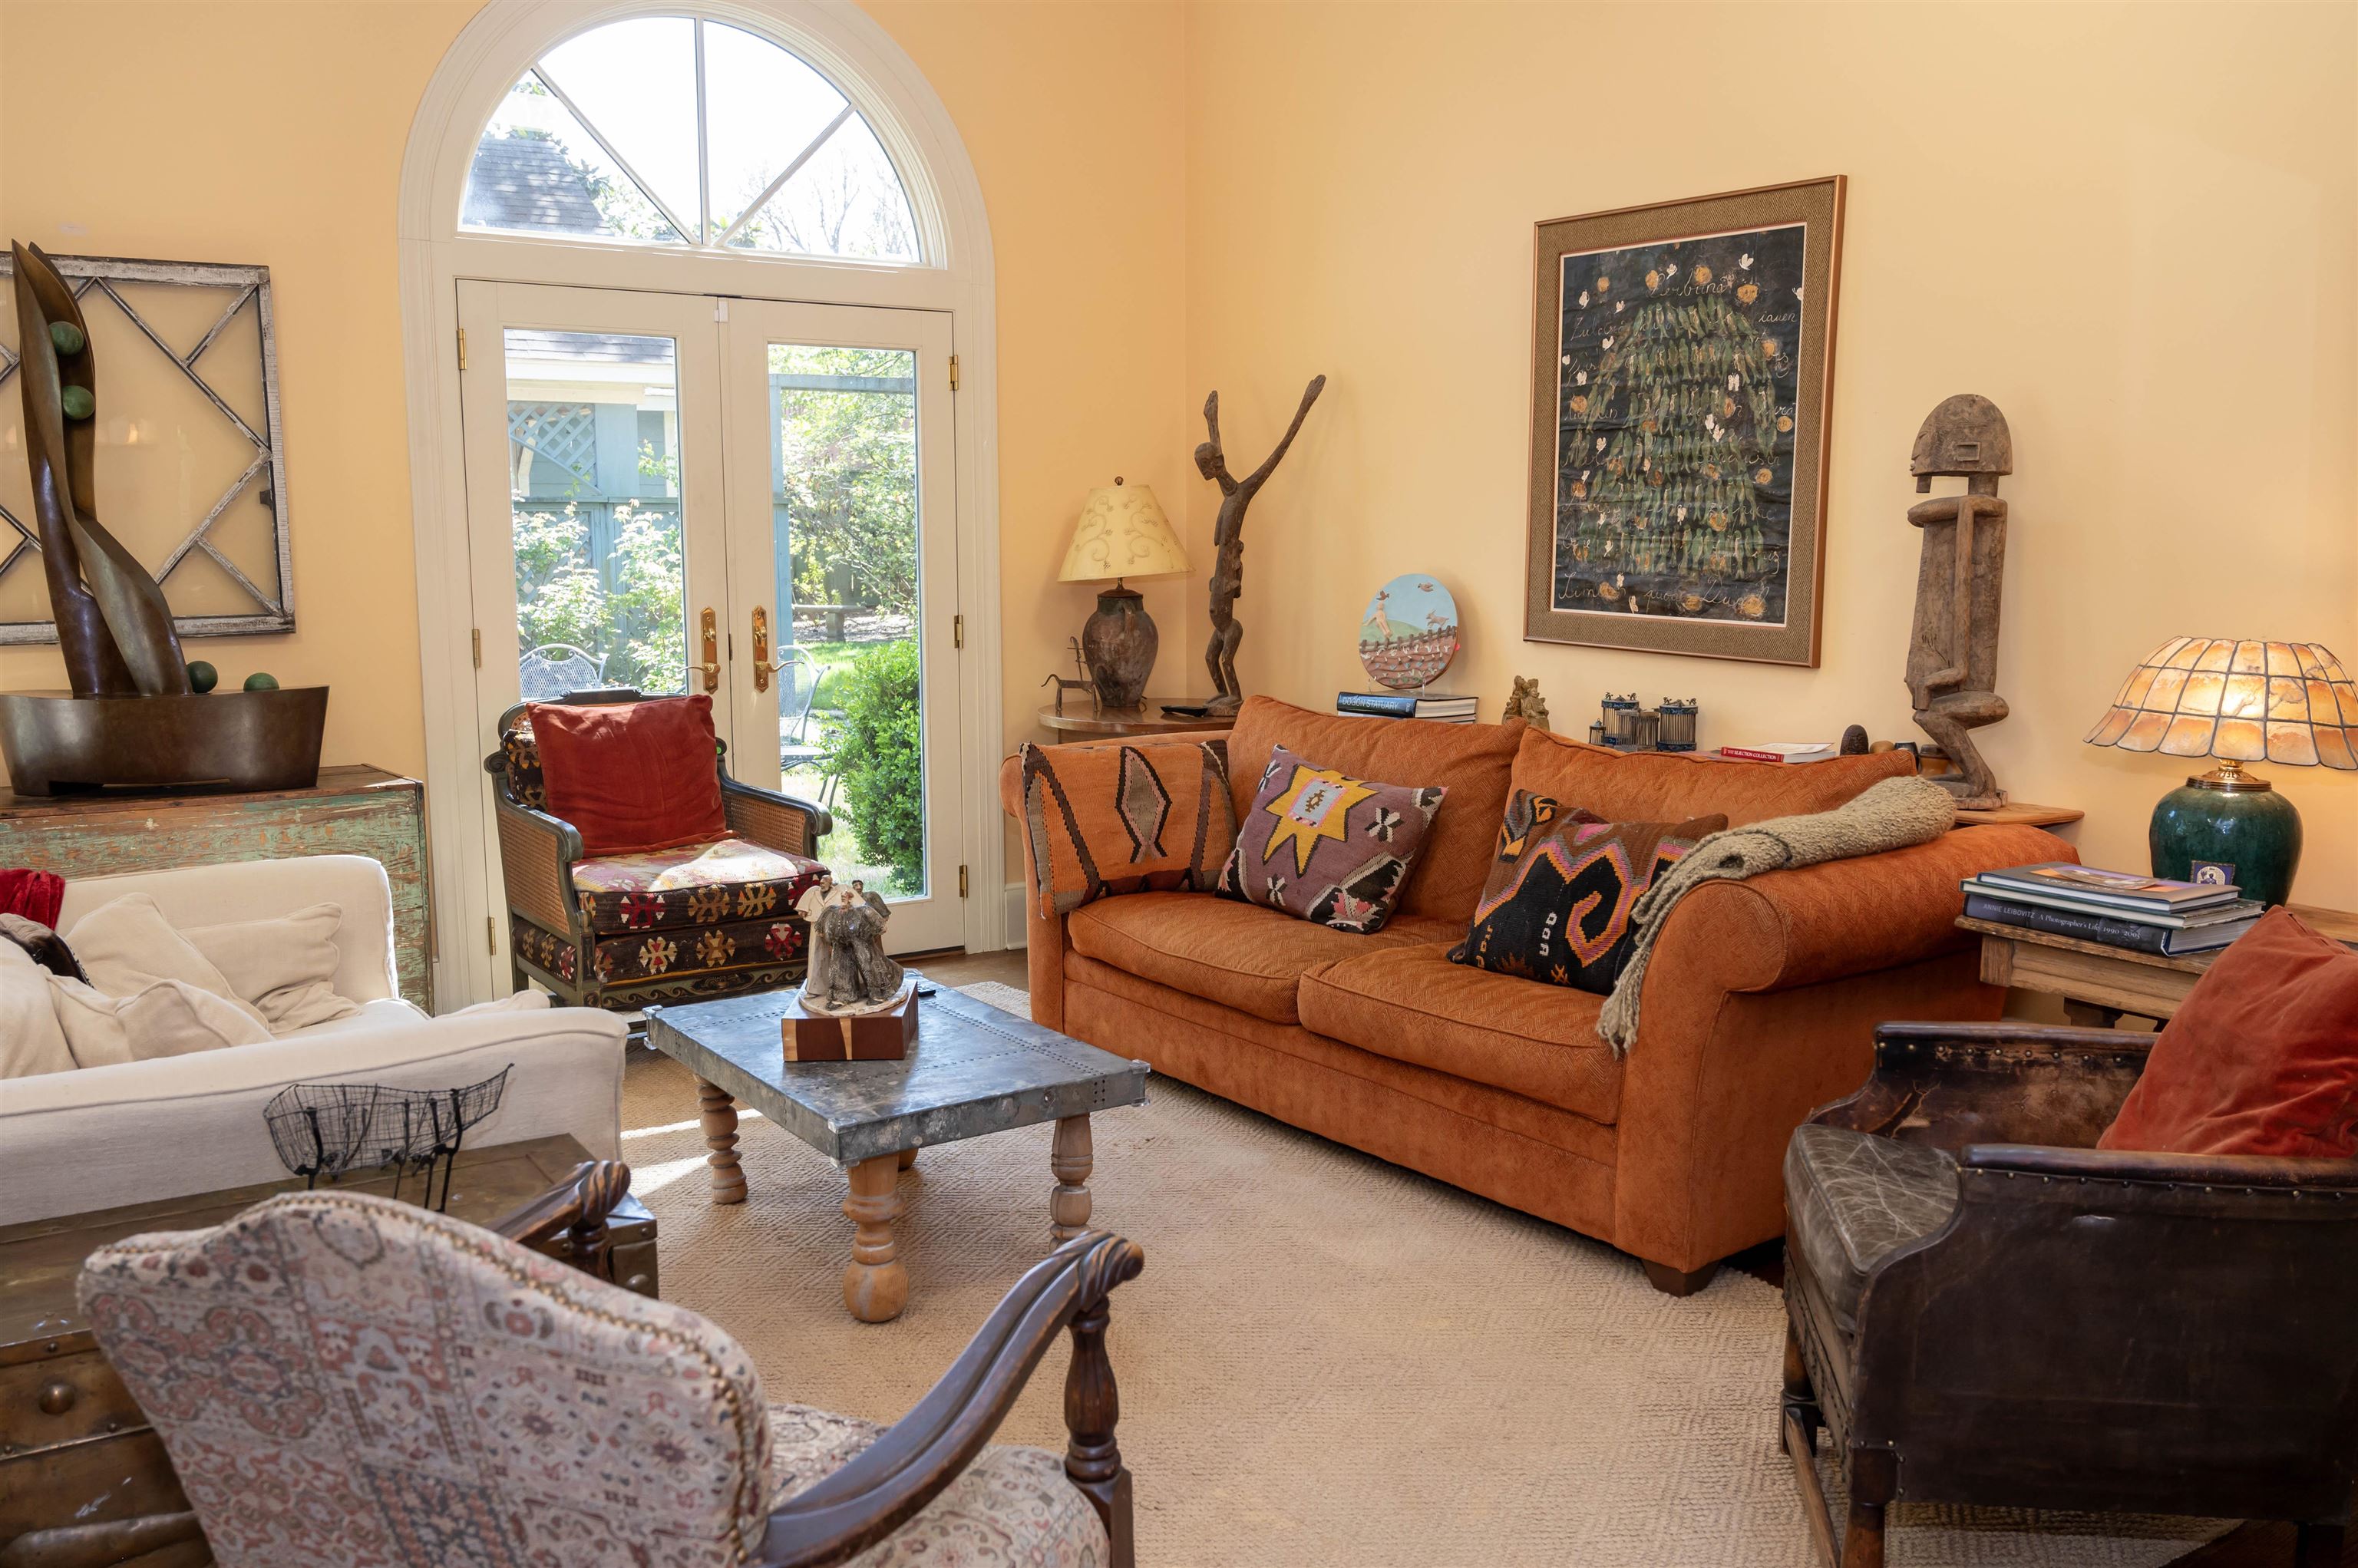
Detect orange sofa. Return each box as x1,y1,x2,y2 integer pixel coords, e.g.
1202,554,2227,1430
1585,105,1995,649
1000,698,2073,1293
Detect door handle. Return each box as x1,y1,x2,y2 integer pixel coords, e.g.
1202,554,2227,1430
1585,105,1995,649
695,607,720,693
752,606,797,692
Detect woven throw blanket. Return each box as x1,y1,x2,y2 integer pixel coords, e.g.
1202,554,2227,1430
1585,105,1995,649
1596,777,1958,1054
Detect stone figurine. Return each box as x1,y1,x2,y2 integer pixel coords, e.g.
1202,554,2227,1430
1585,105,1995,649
1195,375,1326,715
1904,394,2013,811
1502,676,1551,730
799,877,906,1015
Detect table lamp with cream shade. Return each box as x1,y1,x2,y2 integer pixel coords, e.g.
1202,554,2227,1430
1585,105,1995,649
1058,477,1190,710
2083,636,2356,906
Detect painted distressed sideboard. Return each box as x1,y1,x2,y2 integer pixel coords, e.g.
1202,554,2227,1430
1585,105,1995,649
0,765,433,1011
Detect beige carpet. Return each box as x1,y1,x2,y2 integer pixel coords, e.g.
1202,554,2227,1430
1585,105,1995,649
623,981,2224,1566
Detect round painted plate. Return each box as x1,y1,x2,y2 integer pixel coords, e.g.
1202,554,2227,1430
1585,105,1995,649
1358,574,1461,690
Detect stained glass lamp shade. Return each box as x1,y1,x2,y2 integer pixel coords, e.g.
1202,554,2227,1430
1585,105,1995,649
2084,638,2355,906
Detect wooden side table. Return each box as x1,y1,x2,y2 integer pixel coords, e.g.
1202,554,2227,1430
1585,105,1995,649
0,764,431,1009
1966,903,2358,1025
1037,698,1237,739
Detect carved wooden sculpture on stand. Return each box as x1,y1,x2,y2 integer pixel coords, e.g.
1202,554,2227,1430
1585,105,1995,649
1195,375,1325,716
0,240,325,793
1904,394,2013,811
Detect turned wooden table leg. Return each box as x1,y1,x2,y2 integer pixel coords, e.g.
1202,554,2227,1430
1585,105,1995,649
897,1147,920,1170
842,1154,909,1322
1051,1114,1095,1243
698,1078,747,1205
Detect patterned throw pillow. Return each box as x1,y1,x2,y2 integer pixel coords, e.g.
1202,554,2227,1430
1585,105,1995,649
1217,746,1445,933
1019,740,1237,917
1448,791,1726,992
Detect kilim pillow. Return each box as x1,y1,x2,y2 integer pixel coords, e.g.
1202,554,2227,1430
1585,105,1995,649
1216,745,1446,933
1019,740,1237,918
1448,791,1726,992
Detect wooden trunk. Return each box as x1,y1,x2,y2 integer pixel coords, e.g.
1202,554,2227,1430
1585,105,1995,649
0,764,432,1011
784,979,920,1061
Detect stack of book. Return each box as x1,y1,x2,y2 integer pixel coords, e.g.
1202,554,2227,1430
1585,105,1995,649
1961,862,2263,957
1334,692,1478,722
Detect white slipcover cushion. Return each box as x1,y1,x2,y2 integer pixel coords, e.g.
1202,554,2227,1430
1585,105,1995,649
66,894,269,1029
0,939,75,1079
184,902,361,1032
48,974,275,1068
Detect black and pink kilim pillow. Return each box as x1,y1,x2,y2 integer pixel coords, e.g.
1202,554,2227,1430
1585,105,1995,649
1448,790,1725,992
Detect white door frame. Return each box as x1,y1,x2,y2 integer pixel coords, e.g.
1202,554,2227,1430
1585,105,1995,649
396,0,1005,1008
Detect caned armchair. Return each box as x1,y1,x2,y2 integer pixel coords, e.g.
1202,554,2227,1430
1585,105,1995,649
486,691,834,1012
70,1164,1147,1568
1779,1021,2358,1568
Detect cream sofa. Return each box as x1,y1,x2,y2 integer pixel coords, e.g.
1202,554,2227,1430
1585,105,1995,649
0,855,627,1226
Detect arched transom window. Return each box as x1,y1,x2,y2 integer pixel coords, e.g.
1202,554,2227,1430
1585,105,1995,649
462,15,920,262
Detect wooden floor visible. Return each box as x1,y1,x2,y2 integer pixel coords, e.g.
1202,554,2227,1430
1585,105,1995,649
912,949,2337,1568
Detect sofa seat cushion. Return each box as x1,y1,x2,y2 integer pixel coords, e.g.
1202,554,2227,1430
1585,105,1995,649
1783,1124,1958,1335
1064,892,1459,1024
573,836,827,936
1299,942,1624,1123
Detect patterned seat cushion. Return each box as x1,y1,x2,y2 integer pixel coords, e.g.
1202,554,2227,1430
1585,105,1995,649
513,913,807,990
766,1405,1109,1567
1783,1124,1960,1336
573,836,827,936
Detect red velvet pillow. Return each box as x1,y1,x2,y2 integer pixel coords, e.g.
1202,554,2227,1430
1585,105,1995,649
2099,908,2358,1158
527,695,728,857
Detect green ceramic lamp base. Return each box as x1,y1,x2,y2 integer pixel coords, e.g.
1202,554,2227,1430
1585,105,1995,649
2148,761,2303,908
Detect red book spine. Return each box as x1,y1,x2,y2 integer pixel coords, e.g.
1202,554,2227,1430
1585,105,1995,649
1719,745,1792,764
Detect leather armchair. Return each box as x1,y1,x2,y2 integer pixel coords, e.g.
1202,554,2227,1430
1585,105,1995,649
1781,1021,2358,1568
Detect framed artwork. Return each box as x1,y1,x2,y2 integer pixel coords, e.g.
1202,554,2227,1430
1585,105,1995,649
0,253,292,644
1524,177,1844,665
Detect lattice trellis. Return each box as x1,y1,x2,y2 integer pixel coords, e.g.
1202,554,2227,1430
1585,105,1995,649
507,401,599,490
0,253,293,643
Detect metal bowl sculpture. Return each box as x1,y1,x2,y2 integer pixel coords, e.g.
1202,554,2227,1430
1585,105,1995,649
0,241,325,794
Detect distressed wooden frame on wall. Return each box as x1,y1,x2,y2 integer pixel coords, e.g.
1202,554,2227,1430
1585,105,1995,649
1525,177,1844,666
0,253,294,644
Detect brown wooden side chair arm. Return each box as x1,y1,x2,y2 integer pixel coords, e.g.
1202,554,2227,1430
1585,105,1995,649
755,1230,1145,1567
1783,1020,2358,1568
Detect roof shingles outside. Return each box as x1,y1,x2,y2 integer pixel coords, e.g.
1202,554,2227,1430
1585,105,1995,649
464,133,608,236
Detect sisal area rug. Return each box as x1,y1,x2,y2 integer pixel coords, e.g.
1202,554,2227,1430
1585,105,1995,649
622,982,2224,1566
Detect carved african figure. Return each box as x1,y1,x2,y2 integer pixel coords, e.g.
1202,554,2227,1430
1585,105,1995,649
1195,375,1326,715
1904,394,2013,810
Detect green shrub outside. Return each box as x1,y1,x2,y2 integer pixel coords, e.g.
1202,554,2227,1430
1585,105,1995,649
825,639,924,893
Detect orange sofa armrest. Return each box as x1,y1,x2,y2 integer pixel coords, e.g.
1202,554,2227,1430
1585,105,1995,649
1644,823,2077,995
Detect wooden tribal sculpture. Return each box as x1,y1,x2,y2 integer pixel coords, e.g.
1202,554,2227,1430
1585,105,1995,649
1904,394,2013,811
1194,375,1326,716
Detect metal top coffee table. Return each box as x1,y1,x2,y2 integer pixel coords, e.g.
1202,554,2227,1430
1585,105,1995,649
645,975,1148,1322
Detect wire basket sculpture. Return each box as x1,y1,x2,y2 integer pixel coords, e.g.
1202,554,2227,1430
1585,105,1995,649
263,1067,512,1211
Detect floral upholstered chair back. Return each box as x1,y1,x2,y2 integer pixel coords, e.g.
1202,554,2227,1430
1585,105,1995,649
78,1191,774,1568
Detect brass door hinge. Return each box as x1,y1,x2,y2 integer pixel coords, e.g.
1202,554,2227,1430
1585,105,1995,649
948,354,959,391
953,612,963,650
486,916,497,956
958,864,969,899
457,326,467,370
471,628,482,668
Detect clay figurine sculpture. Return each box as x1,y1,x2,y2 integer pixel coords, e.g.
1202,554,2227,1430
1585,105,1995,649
1904,394,2013,811
1502,676,1551,730
1195,375,1326,715
801,879,906,1016
0,240,325,794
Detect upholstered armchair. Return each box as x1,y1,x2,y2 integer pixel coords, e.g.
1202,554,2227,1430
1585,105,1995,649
487,691,834,1013
1779,1021,2358,1568
72,1171,1147,1568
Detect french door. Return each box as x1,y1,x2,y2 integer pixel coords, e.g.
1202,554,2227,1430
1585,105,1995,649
456,279,963,959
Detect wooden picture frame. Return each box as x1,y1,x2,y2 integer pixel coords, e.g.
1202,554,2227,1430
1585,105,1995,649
1525,177,1844,666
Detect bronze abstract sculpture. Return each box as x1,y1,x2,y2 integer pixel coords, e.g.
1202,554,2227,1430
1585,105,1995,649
1904,394,2013,810
0,240,325,793
1194,375,1325,716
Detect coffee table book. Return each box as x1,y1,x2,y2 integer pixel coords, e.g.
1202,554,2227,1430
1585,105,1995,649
783,976,920,1061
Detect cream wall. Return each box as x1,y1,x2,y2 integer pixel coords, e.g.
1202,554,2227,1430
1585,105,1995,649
1184,0,2358,908
4,0,2352,911
0,0,1190,840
